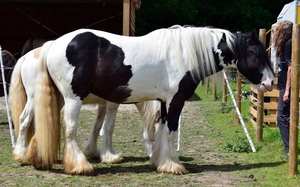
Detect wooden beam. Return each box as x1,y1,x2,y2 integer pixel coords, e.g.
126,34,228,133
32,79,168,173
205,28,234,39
0,0,122,3
256,29,266,142
122,0,130,36
288,24,300,177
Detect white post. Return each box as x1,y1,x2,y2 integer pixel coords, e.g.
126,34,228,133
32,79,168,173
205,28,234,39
222,70,256,152
0,46,15,147
177,114,182,151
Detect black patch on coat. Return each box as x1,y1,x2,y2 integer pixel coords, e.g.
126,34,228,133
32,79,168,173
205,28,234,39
213,33,236,71
66,32,133,103
160,101,167,124
167,71,199,132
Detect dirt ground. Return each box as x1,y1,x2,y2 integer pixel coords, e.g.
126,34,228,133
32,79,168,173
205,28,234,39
0,96,251,186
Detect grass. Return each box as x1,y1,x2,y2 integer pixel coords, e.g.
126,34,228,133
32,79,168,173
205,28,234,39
1,74,300,186
197,75,300,187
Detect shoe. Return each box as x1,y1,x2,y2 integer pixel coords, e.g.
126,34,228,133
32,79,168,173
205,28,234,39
281,153,289,159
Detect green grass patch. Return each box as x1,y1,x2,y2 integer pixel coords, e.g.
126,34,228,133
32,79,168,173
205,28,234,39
195,77,300,187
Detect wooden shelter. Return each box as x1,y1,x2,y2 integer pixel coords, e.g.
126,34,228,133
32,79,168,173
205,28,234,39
0,0,140,57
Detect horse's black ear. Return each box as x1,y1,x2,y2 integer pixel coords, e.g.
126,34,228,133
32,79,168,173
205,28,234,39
221,33,226,42
251,29,258,39
246,29,258,46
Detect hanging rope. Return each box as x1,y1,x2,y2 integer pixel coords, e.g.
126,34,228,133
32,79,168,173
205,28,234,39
84,12,123,28
16,8,60,37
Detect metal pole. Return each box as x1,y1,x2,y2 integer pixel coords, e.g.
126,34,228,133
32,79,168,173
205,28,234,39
222,70,256,152
177,114,182,151
0,46,15,147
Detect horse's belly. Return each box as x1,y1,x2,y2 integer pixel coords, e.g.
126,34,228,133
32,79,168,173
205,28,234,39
82,94,106,105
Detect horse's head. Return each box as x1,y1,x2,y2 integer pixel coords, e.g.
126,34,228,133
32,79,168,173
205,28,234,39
234,31,274,92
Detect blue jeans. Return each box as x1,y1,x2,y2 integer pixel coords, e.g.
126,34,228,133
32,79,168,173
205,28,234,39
277,89,290,153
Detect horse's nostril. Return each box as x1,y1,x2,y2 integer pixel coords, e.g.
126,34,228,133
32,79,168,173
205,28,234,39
271,80,274,85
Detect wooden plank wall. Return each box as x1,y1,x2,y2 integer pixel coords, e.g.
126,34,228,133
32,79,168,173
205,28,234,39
0,5,123,57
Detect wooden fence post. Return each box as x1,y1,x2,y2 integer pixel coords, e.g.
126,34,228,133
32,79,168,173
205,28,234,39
212,78,217,100
256,29,266,142
288,24,300,176
205,77,210,93
235,31,242,124
122,0,130,36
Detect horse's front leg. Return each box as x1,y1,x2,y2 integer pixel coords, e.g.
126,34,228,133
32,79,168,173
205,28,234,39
150,96,188,175
13,100,34,165
83,103,106,159
100,102,123,163
63,98,94,175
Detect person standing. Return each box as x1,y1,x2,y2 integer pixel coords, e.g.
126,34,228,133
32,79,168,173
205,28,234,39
273,20,293,159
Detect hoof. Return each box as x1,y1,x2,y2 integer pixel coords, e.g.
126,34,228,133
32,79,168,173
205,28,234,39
13,148,29,165
152,162,188,175
101,152,124,164
84,150,101,159
101,155,124,164
64,161,95,176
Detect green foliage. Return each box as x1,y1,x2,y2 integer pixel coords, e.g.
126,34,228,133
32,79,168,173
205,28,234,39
262,126,283,143
195,80,300,186
224,136,252,153
136,0,292,35
136,0,198,34
219,102,234,114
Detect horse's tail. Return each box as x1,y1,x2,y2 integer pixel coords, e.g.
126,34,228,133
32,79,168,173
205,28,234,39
136,101,161,156
27,41,60,170
8,56,29,138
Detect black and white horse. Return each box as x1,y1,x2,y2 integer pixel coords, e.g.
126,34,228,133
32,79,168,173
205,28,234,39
24,25,274,175
9,47,160,166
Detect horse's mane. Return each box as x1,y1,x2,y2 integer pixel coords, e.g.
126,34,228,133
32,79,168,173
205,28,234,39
21,37,48,56
0,50,17,92
2,50,17,67
148,25,235,80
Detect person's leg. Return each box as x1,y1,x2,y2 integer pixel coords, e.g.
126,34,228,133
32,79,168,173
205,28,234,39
277,89,290,155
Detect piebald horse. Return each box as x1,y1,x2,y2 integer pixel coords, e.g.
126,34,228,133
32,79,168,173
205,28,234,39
9,47,160,166
25,25,274,175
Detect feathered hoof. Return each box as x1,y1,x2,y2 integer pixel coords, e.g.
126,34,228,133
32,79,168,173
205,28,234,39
83,148,101,159
13,154,30,165
63,161,95,176
153,163,189,175
13,148,29,165
101,153,124,164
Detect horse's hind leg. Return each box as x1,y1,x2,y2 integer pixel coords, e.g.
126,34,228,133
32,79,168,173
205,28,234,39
13,100,34,165
135,101,160,157
100,101,123,163
83,103,106,159
63,98,94,175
